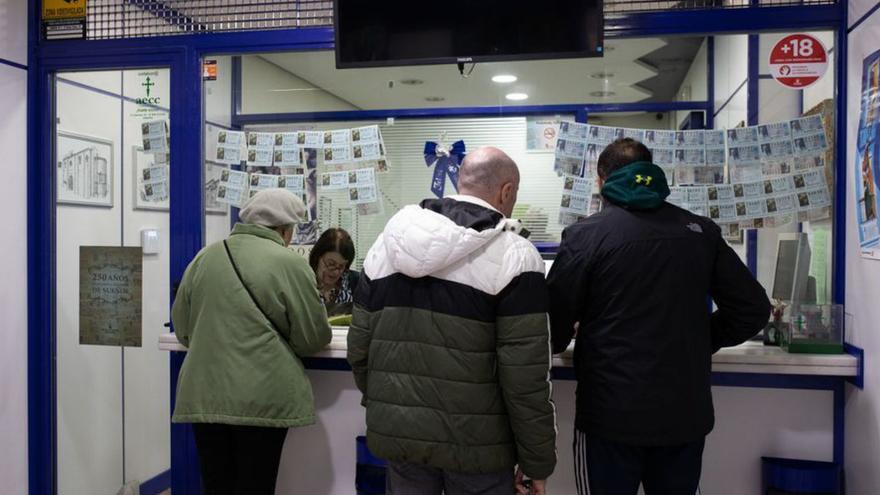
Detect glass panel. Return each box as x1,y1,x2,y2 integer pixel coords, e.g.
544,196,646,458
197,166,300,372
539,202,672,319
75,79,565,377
55,67,171,494
239,38,707,112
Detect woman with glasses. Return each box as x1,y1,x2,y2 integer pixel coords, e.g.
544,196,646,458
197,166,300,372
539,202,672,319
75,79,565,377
309,228,359,316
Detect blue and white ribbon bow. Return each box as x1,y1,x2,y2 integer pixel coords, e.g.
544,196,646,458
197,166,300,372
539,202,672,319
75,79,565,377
424,140,466,198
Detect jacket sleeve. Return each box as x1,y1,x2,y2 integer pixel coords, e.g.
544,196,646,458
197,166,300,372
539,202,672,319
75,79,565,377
546,227,589,354
347,273,372,396
496,246,557,480
283,260,332,356
171,257,196,347
708,226,772,352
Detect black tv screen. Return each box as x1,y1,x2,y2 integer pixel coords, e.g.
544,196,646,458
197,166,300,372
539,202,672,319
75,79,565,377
334,0,604,68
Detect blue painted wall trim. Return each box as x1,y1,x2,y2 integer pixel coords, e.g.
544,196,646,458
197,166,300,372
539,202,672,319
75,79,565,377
0,57,27,71
848,0,880,33
234,101,711,125
139,469,172,495
604,5,841,37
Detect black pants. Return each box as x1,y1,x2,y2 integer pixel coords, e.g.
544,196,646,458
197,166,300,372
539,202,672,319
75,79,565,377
573,429,705,495
192,423,288,495
386,461,515,495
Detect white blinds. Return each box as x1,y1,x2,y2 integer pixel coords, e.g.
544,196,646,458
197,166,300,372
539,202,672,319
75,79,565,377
248,116,566,269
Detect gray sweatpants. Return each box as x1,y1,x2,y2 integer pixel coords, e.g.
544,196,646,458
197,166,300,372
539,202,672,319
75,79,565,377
386,461,515,495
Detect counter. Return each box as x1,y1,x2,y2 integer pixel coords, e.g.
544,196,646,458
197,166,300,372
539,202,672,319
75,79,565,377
159,328,859,377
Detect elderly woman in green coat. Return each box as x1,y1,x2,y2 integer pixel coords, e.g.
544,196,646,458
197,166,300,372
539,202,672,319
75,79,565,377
171,189,332,495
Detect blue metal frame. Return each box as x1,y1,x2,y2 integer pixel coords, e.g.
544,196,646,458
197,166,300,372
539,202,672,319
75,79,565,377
833,0,849,306
706,36,716,130
27,3,857,495
234,101,710,126
746,34,760,276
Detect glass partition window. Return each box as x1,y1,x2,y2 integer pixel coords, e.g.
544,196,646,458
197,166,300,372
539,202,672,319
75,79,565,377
55,68,171,494
203,31,837,308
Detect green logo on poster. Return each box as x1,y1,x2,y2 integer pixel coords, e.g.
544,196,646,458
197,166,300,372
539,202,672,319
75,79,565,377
136,75,161,105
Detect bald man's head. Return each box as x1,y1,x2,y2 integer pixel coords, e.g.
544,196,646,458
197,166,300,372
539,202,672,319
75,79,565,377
457,147,520,217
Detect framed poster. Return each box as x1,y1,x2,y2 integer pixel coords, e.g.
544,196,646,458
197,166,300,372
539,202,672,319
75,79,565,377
132,146,170,211
205,160,229,215
79,246,143,347
56,130,114,207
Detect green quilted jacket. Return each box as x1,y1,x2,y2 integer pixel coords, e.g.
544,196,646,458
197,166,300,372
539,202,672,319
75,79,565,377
348,196,557,480
172,223,331,427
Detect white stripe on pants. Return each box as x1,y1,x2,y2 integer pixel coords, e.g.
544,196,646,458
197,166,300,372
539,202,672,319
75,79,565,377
573,429,590,495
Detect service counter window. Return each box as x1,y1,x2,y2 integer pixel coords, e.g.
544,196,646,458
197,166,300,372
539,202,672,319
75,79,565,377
202,30,839,317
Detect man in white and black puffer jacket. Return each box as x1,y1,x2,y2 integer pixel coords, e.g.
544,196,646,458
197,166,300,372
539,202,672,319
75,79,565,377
348,147,557,495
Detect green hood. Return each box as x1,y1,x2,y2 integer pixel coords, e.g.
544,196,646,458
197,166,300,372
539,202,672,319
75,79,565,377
601,161,670,210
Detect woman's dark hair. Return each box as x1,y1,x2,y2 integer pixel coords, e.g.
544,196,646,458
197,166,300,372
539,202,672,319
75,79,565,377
309,228,355,272
597,138,653,179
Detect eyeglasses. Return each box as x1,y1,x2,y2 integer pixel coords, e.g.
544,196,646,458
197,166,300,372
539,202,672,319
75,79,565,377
321,258,347,273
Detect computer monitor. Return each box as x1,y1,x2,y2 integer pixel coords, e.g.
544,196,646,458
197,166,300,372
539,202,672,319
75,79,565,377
771,233,812,303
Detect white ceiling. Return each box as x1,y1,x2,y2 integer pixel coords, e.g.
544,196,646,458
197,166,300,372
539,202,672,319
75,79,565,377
257,38,670,109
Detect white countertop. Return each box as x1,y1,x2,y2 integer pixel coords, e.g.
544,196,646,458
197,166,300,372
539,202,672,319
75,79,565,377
159,328,859,377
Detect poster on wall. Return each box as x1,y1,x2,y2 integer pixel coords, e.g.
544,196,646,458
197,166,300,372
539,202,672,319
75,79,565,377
855,49,880,260
79,246,143,347
527,117,570,151
132,146,169,211
57,131,114,208
205,161,228,214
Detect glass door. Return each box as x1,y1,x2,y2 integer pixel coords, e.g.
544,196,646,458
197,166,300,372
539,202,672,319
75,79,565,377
54,66,172,494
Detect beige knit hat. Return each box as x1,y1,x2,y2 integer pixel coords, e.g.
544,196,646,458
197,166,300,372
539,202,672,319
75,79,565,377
239,189,307,227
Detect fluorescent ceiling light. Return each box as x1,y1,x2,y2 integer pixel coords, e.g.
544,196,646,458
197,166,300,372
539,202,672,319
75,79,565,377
492,74,518,83
505,93,529,101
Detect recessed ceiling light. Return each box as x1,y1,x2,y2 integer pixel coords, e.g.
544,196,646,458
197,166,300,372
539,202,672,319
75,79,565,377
400,78,424,86
590,72,614,79
425,96,445,102
492,74,518,83
590,91,616,97
506,92,529,101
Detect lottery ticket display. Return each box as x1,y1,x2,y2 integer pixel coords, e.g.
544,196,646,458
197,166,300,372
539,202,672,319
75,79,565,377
554,116,832,230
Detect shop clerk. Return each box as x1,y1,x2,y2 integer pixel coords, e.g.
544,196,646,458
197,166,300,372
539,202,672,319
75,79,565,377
309,228,360,316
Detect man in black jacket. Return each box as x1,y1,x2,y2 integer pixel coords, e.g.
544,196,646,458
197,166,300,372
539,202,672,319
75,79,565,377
547,138,771,495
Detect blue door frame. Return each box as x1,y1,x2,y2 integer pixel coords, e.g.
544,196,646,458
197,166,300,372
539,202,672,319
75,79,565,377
26,1,851,494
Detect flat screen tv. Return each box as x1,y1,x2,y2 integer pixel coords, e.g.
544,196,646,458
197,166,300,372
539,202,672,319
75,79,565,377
334,0,604,69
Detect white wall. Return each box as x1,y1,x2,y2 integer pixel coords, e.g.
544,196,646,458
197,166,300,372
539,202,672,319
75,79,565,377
713,35,749,131
0,1,29,493
241,55,358,114
675,38,709,129
590,112,671,130
845,4,880,493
